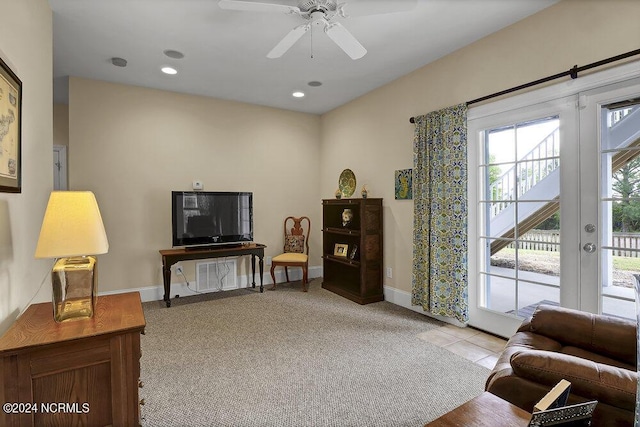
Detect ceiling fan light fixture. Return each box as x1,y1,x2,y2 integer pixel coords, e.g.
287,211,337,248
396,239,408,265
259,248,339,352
219,0,366,59
292,91,305,98
161,66,178,75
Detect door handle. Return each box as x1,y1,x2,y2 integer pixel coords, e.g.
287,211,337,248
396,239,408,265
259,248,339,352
583,243,596,253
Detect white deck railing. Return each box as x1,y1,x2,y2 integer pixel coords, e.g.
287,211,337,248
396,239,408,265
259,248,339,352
489,128,560,217
506,230,640,257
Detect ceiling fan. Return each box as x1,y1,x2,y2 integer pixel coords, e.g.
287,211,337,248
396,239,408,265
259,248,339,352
218,0,369,60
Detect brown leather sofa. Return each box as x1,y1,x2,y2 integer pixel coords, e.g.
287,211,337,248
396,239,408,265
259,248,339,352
485,304,637,427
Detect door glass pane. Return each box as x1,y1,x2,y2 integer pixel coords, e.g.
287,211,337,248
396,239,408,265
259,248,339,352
600,104,640,319
486,237,516,279
479,116,560,317
482,274,516,314
517,280,560,317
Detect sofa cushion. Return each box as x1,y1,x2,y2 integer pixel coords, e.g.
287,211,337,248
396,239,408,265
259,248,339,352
510,349,637,411
507,331,563,352
561,346,636,371
527,305,636,365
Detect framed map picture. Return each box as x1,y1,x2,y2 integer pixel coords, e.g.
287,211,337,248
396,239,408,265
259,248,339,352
0,56,21,193
395,169,412,200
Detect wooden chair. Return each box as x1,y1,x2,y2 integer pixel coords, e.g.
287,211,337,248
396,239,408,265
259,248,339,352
270,216,310,292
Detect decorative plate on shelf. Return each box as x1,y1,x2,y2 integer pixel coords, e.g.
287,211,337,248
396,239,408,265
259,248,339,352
338,169,356,198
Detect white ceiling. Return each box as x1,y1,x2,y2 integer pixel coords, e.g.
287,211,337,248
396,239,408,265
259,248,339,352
50,0,558,114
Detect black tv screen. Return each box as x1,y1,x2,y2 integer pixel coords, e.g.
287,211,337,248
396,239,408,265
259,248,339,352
172,191,253,247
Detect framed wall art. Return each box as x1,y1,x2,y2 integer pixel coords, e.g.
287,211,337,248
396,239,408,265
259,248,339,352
395,169,412,200
0,56,22,193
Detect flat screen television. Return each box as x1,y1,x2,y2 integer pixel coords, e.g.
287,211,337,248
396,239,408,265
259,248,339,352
171,191,253,248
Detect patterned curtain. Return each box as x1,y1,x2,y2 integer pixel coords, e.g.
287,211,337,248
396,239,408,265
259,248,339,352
411,103,468,323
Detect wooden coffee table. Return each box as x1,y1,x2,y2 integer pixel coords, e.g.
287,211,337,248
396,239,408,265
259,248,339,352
425,392,531,426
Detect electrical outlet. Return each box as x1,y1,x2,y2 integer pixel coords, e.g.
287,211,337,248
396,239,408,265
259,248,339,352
386,267,392,279
175,265,183,275
266,256,272,265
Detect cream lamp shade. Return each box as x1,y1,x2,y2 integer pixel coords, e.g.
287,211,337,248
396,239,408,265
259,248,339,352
35,191,109,258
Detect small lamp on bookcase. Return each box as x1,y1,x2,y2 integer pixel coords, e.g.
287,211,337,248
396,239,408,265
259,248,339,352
35,191,109,322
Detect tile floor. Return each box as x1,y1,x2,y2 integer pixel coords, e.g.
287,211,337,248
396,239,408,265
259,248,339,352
417,324,507,370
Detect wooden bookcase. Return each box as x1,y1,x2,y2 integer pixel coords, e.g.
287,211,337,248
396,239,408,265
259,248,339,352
0,292,146,427
321,198,384,304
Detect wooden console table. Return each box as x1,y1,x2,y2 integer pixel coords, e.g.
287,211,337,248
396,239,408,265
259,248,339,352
0,292,146,427
424,392,531,426
160,243,266,307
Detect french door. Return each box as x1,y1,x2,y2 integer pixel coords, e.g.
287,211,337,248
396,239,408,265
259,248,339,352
580,80,640,318
468,65,640,338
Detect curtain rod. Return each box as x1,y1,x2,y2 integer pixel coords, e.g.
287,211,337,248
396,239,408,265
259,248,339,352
409,48,640,124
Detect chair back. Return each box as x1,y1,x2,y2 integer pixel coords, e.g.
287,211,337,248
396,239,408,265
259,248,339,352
283,216,310,255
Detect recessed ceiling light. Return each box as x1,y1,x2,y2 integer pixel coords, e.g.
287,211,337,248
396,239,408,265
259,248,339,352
111,57,127,67
163,50,185,59
161,66,178,75
308,81,322,87
292,91,305,98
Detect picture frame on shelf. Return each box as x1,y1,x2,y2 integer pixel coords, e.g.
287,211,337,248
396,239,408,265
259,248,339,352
349,244,358,260
527,400,597,427
334,243,348,257
0,56,22,193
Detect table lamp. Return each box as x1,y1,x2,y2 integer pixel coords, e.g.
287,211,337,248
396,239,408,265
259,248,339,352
35,191,109,322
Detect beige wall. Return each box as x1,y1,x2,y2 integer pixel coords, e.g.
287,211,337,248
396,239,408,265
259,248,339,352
60,0,640,307
320,0,640,295
68,77,321,293
53,103,69,147
0,0,53,334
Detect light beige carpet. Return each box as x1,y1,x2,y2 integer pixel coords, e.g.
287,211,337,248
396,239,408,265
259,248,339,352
140,278,488,426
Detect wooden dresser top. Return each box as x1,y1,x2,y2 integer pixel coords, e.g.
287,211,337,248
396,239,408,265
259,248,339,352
0,292,146,354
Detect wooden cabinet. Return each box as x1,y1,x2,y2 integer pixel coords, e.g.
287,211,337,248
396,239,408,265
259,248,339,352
0,292,146,427
322,198,384,304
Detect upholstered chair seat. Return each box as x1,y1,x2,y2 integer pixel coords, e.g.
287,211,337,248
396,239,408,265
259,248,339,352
272,253,308,263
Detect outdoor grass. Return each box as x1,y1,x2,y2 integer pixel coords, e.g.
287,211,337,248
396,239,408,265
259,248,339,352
495,248,640,271
613,256,640,271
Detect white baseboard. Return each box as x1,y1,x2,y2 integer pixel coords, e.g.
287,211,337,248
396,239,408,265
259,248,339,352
99,265,323,303
383,285,466,328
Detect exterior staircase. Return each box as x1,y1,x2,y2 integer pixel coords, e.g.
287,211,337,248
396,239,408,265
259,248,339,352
489,105,640,255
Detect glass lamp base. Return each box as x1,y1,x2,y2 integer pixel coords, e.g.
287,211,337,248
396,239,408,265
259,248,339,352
51,256,98,322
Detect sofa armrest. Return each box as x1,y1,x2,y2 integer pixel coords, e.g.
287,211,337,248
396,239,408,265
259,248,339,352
510,349,637,411
526,304,637,365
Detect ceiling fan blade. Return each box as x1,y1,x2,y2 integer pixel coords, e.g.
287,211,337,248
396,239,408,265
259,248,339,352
324,22,366,60
267,23,310,58
218,0,300,14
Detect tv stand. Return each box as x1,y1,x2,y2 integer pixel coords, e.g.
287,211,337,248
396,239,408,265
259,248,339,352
184,243,244,251
159,243,266,307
